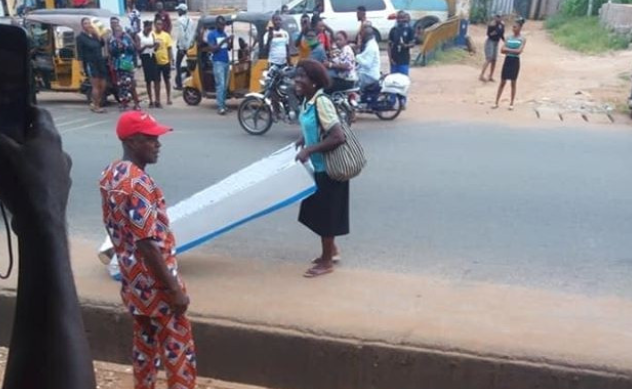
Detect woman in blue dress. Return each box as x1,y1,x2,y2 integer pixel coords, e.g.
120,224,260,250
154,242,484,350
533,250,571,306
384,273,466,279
294,59,348,278
110,25,140,111
493,19,527,111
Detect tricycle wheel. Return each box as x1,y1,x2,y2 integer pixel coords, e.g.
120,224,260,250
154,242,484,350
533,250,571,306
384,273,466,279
183,87,202,106
238,96,273,135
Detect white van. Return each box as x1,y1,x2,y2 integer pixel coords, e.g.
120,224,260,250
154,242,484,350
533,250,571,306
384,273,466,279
283,0,448,42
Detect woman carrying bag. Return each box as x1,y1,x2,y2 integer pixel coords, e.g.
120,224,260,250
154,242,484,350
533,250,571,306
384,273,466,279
294,59,365,278
110,25,140,111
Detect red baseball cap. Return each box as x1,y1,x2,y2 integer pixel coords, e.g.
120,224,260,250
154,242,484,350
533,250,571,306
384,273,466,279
116,111,172,140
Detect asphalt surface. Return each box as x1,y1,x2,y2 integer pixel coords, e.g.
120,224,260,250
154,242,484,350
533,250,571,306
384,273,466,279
40,96,632,299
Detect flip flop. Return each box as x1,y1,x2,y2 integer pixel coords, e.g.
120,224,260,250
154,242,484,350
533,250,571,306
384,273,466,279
303,264,334,278
311,255,341,264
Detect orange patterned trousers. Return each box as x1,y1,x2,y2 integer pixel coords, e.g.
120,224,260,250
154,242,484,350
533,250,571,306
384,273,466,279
132,314,197,389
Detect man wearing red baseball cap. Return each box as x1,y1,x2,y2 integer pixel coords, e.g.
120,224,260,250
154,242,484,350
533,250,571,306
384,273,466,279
99,111,197,389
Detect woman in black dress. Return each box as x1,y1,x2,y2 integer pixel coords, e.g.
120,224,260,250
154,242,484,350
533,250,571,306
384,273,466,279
294,59,347,278
493,19,527,110
135,20,160,107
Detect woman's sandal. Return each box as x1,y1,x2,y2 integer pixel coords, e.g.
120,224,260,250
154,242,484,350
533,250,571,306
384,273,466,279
311,255,341,264
303,264,334,278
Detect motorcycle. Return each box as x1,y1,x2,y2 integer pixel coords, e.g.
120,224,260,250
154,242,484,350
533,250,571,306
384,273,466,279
238,65,299,136
332,73,410,122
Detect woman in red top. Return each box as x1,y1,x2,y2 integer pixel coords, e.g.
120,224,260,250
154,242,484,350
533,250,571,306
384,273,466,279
316,20,333,52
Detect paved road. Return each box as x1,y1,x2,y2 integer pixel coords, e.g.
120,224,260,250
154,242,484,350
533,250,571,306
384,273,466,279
41,97,632,299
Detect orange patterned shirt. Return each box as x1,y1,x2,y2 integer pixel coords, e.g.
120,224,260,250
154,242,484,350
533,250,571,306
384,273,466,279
99,160,184,317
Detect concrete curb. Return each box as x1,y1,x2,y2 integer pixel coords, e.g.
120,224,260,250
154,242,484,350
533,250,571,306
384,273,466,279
0,292,630,389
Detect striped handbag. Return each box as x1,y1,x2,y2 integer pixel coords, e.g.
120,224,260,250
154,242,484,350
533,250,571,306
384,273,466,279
316,96,367,182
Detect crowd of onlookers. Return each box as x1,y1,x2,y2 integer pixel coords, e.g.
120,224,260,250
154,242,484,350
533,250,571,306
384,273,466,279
75,1,194,112
265,6,419,110
74,4,421,115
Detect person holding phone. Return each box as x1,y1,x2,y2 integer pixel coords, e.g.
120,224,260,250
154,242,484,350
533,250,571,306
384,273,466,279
264,14,291,68
295,13,313,60
388,11,415,108
0,107,97,389
207,15,233,115
136,20,160,108
76,17,107,113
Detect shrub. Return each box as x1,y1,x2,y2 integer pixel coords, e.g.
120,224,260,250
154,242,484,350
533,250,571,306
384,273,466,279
545,16,630,53
560,0,632,16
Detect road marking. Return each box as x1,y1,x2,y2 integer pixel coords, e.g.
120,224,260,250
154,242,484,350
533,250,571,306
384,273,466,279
56,118,89,127
51,115,71,122
60,119,110,134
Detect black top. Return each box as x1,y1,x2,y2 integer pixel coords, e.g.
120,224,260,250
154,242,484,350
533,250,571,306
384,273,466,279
389,25,415,66
76,32,104,63
487,22,505,42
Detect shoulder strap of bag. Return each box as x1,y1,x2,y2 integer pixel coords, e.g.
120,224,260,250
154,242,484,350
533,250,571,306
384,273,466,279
314,93,335,137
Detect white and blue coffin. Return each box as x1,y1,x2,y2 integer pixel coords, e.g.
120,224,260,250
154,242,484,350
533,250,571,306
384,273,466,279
98,144,316,259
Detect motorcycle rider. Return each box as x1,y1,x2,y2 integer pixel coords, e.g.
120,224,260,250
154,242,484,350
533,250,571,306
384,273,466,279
356,25,381,89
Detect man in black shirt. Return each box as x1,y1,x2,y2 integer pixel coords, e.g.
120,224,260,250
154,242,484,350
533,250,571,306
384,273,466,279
479,14,505,82
388,11,415,107
76,17,107,113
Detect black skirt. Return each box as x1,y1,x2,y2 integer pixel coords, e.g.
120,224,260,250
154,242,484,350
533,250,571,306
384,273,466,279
140,53,158,83
299,172,350,237
501,56,521,81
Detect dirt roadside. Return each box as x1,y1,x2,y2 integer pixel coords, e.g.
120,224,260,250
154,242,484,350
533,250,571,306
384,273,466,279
405,21,632,127
0,347,269,389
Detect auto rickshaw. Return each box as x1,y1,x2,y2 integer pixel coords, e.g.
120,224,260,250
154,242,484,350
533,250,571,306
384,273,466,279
182,12,299,106
23,8,127,102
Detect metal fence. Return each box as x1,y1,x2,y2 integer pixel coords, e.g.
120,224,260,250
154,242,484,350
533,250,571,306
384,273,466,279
471,0,531,18
414,17,461,65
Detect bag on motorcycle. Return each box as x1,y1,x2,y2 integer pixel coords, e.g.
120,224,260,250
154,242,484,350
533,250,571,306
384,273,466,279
316,95,367,182
381,73,411,96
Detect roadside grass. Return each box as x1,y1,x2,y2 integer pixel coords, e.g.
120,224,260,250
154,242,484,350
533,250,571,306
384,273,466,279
428,47,479,66
544,15,629,54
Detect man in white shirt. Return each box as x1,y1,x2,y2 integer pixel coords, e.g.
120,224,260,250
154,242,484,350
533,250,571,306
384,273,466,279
175,3,195,90
264,14,291,67
356,25,381,88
